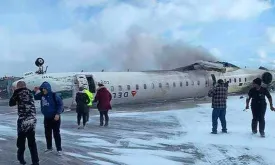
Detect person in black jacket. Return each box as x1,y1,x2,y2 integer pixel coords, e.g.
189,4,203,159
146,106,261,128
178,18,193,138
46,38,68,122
75,86,90,129
246,78,275,137
9,81,39,165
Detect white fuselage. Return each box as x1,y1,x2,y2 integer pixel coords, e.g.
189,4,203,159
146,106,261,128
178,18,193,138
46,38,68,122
12,68,274,107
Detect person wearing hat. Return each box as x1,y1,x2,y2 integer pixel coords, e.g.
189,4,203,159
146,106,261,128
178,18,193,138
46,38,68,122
246,78,275,137
75,86,90,129
208,79,228,134
93,83,112,126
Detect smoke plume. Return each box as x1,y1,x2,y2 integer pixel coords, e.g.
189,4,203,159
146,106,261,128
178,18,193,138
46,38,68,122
104,29,218,71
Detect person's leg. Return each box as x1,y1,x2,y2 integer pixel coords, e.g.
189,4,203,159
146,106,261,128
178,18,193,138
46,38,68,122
27,130,39,164
104,111,109,126
87,109,90,122
251,107,259,134
99,111,104,126
212,108,220,134
44,118,53,150
77,113,81,126
83,112,87,127
219,108,227,133
259,104,267,136
52,117,62,152
17,131,26,164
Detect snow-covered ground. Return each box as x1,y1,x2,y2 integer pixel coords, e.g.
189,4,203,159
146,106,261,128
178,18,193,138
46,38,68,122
1,94,275,165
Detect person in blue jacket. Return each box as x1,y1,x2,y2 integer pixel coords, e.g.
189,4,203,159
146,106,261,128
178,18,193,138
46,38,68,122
33,81,63,156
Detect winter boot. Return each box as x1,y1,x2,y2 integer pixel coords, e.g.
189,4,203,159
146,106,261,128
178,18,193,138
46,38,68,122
260,132,265,138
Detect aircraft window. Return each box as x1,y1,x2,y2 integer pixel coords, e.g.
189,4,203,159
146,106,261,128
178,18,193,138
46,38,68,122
192,81,194,86
205,81,208,87
151,83,155,89
127,85,130,90
159,83,162,88
239,78,241,82
136,84,139,90
118,85,122,91
186,81,188,86
180,82,183,87
234,78,236,83
197,81,200,85
173,82,176,87
111,86,114,92
166,83,169,88
144,84,147,89
245,78,247,82
229,79,232,83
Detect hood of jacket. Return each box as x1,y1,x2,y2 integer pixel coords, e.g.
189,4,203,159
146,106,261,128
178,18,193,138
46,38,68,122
40,81,52,93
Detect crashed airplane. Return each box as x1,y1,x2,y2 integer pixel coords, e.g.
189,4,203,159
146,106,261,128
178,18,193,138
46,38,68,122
12,58,275,108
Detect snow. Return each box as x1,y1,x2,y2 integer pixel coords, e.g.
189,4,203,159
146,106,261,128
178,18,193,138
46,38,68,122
77,137,116,147
88,151,184,165
0,125,16,137
76,93,275,164
2,92,275,164
63,152,93,160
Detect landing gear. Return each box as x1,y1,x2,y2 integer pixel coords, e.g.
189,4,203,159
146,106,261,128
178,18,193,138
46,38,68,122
35,57,48,74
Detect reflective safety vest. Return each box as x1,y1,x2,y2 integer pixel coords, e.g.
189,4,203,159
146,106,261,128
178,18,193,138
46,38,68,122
84,89,94,106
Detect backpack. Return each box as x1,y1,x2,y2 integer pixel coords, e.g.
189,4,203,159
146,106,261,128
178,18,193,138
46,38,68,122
52,92,64,113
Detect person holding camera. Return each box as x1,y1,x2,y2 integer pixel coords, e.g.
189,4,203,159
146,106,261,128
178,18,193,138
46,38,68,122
208,79,228,134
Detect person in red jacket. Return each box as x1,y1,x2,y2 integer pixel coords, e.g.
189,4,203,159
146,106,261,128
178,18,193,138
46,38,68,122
94,83,112,126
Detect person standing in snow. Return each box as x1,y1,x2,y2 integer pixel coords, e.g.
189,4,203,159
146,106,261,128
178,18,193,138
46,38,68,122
93,83,112,126
33,81,63,156
9,81,39,165
246,78,275,137
75,86,90,129
208,79,228,134
83,87,94,123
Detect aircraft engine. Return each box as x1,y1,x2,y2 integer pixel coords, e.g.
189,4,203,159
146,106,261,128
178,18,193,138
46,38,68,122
262,72,273,84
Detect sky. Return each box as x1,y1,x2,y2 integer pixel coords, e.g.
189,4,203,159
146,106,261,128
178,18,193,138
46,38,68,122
0,0,275,76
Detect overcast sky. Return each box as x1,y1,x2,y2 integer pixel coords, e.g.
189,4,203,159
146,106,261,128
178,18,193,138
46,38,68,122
0,0,275,76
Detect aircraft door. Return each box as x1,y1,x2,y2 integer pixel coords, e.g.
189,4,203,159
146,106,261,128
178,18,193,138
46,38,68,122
75,75,89,92
86,76,96,93
75,74,89,90
72,74,89,105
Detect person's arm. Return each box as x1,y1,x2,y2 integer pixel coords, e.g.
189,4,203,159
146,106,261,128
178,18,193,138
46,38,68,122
90,92,94,102
208,87,215,97
85,94,90,104
75,93,79,103
9,91,18,107
109,91,112,101
265,88,274,110
225,87,228,99
246,89,252,109
55,95,64,115
93,93,98,103
33,90,42,100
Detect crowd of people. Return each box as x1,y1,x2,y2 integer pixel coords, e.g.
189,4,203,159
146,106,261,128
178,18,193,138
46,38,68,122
208,78,275,137
9,80,112,165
